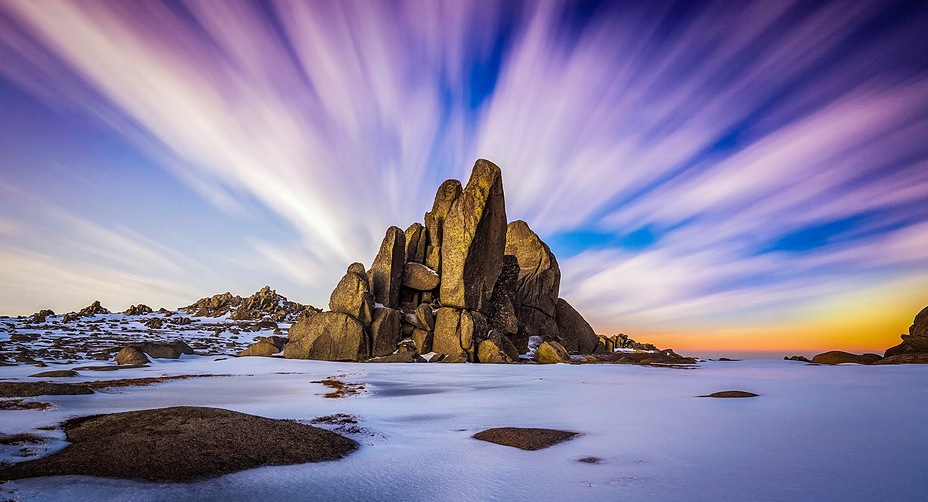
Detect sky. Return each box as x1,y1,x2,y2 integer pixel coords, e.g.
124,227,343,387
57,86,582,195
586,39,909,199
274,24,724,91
1,0,927,354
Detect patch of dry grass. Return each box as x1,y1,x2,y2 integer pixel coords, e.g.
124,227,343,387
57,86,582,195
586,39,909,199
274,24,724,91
311,377,364,398
0,433,46,446
0,399,53,411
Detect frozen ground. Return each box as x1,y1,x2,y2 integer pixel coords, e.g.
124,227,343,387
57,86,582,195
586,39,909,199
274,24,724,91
0,313,288,363
1,357,926,501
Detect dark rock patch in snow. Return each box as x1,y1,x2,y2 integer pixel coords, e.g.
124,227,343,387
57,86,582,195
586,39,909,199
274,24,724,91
811,351,882,365
0,406,357,482
473,427,579,450
699,391,758,398
0,382,93,398
28,370,79,378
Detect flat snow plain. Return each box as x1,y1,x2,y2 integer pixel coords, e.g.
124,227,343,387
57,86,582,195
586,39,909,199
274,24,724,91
2,357,927,501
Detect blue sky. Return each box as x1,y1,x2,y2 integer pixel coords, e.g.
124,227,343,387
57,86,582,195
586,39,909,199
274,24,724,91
1,0,927,350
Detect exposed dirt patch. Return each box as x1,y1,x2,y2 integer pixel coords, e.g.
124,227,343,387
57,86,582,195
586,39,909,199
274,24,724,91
0,399,53,411
312,376,365,398
0,382,94,398
699,391,759,398
70,364,147,371
78,374,228,390
473,427,580,450
28,370,79,378
0,406,358,482
578,456,604,464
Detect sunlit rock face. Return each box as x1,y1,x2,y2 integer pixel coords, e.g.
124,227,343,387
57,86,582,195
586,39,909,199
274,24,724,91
283,159,602,363
880,306,928,363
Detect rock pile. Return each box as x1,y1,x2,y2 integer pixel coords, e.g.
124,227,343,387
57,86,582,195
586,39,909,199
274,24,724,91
183,286,311,322
810,305,928,365
284,159,613,363
62,301,110,322
875,306,928,364
124,304,153,316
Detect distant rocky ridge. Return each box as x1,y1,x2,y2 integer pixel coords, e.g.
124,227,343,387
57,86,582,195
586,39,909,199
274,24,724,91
182,286,316,322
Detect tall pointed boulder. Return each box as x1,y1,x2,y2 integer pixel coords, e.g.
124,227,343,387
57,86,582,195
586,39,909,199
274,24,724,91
370,226,405,309
440,160,507,311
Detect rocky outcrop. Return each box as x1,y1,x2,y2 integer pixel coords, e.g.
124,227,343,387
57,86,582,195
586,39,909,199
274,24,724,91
404,223,427,265
284,312,369,362
114,346,149,365
62,301,109,321
233,286,306,321
183,292,242,317
440,160,507,311
183,287,310,322
127,341,194,359
424,179,463,256
124,304,153,316
329,264,374,328
505,221,561,351
403,263,440,291
144,317,164,329
239,336,286,357
534,341,571,364
873,353,928,365
876,306,928,363
486,255,520,337
811,351,882,365
275,159,651,364
554,298,599,354
28,309,55,324
432,308,474,360
369,307,401,358
478,332,519,363
370,227,406,309
910,306,928,337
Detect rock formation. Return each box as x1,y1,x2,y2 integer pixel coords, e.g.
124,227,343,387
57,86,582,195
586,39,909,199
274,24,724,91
876,305,928,364
183,286,310,322
505,220,560,352
282,159,653,364
810,350,882,365
124,304,153,316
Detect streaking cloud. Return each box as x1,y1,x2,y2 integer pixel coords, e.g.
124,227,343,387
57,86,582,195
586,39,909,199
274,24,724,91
0,0,926,351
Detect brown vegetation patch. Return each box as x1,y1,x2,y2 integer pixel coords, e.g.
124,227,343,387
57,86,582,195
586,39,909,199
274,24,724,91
473,427,580,450
310,413,359,426
0,433,46,446
0,399,53,411
0,406,358,482
311,377,365,398
0,382,94,398
699,391,759,398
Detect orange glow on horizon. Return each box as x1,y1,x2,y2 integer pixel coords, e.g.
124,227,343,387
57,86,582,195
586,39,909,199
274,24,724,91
592,280,925,355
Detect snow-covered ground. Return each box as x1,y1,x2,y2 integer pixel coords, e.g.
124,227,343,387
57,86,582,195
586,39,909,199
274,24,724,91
2,357,927,501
